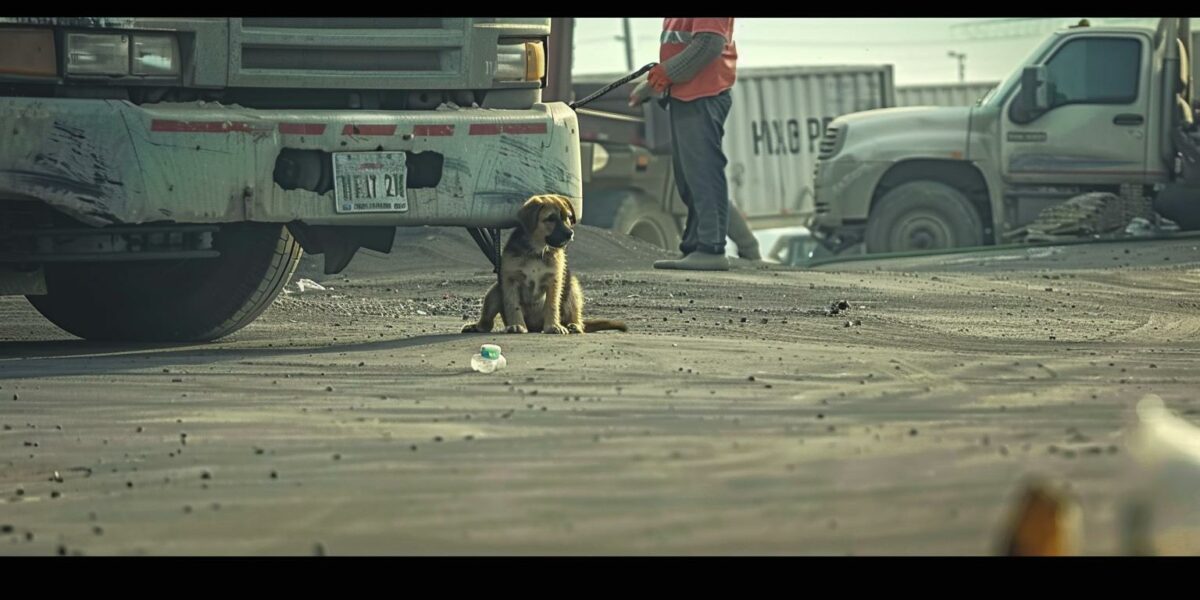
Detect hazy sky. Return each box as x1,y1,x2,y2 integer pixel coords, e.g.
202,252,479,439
572,18,1161,86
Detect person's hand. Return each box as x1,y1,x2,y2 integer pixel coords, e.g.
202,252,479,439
628,80,652,107
647,63,671,93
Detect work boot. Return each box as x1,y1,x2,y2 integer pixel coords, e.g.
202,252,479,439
653,251,730,271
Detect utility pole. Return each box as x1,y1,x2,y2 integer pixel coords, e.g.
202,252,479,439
947,51,966,82
620,18,635,72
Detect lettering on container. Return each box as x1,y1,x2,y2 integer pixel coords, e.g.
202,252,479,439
750,117,835,156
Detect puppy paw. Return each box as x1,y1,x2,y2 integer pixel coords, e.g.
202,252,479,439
565,322,585,334
504,324,528,334
543,323,570,335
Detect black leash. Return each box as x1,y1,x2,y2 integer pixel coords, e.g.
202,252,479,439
569,62,658,111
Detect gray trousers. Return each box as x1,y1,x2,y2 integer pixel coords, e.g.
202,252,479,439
668,90,733,256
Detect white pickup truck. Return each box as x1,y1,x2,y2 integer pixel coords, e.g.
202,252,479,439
809,17,1199,255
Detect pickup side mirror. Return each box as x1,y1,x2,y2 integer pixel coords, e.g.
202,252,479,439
1013,65,1052,123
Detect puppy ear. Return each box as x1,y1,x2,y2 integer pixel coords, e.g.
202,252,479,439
563,197,578,225
517,198,543,234
552,195,577,225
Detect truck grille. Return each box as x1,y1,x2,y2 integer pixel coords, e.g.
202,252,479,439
230,18,467,88
818,124,843,159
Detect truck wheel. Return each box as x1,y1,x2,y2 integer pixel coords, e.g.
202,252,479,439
623,208,681,251
1153,184,1200,231
583,191,681,251
864,180,984,253
27,223,302,342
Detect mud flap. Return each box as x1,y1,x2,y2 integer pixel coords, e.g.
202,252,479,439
286,223,395,275
467,227,503,285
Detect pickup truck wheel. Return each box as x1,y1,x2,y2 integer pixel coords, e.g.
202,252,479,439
27,223,302,342
865,180,984,253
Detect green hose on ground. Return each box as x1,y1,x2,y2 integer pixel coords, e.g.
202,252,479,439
799,230,1200,269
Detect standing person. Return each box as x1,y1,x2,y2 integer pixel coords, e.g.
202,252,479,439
630,17,739,271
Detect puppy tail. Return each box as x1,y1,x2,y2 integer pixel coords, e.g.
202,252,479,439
583,319,628,333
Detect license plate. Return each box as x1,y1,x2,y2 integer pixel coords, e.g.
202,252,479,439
333,152,408,213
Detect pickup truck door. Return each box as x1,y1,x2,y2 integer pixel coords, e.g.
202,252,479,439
1000,33,1156,185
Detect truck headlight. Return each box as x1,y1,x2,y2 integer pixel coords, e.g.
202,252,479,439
66,33,129,75
132,35,180,75
592,144,609,173
0,28,57,77
495,40,545,82
66,32,179,76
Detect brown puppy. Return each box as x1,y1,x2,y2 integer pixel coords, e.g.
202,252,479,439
462,194,627,335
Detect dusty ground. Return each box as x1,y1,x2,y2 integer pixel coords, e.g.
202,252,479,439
2,226,1199,555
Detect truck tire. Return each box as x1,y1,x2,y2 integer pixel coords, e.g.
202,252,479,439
582,191,681,251
1153,184,1200,231
27,223,302,342
864,180,984,253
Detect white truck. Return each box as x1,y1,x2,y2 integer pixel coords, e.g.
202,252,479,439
0,18,582,341
809,17,1199,255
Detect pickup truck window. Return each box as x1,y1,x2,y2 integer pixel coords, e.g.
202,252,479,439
1045,37,1141,105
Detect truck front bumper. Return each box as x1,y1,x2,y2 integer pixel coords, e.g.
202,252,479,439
0,98,582,228
808,157,891,234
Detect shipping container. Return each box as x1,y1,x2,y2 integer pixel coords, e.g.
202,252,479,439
574,65,894,224
895,81,1000,107
723,65,895,223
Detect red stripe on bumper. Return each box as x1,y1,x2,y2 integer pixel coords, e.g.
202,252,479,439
468,123,547,135
279,123,327,135
150,120,271,133
341,124,397,136
413,124,455,136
